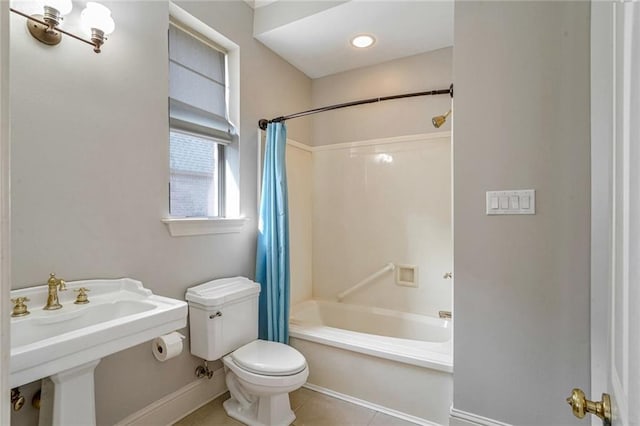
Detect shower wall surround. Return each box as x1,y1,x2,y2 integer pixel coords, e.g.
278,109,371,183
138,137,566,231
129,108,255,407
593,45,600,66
286,143,313,306
312,134,451,315
286,132,452,316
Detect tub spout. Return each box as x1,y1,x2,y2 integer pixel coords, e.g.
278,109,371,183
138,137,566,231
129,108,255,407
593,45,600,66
438,311,452,319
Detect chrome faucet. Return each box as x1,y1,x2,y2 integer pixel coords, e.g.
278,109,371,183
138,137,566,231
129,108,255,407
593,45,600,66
438,310,452,319
44,273,66,310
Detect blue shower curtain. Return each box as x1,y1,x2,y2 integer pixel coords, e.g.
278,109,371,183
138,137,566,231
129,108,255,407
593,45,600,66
256,122,290,343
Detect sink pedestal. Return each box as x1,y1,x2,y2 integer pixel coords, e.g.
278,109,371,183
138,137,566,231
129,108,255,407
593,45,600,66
50,360,100,426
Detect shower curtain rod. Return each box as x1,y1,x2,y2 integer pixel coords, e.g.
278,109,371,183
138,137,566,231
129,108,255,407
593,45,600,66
258,84,453,130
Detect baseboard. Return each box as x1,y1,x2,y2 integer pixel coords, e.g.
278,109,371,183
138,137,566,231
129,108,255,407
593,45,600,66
303,383,441,426
449,407,513,426
115,367,227,426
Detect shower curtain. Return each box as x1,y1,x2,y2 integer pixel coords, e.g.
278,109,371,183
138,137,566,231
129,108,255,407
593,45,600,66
256,122,290,343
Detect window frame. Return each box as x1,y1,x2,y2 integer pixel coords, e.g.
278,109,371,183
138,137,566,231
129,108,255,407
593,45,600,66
168,20,230,219
164,5,247,236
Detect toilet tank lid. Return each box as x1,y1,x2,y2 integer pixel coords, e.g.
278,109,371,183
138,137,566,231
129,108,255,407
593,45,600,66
185,277,260,307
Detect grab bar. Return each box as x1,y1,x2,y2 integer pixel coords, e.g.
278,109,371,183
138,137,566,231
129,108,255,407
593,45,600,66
336,263,395,302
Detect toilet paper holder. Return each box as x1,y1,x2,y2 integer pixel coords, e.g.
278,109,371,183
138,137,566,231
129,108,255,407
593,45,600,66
152,332,185,362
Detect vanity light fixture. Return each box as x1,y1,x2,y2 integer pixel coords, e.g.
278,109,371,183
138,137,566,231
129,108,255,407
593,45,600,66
351,34,375,48
10,1,115,53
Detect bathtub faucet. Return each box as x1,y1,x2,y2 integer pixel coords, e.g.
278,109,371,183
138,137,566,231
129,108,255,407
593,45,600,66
438,311,452,319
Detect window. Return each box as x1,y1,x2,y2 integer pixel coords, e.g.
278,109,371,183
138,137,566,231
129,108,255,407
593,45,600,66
169,130,222,217
168,22,234,218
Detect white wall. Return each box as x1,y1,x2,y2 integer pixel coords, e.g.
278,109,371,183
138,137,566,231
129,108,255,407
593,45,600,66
452,2,590,425
311,134,452,315
311,48,452,146
286,142,313,305
9,1,311,424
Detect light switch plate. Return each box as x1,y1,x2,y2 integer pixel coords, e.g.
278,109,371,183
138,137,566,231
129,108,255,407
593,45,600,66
486,189,535,215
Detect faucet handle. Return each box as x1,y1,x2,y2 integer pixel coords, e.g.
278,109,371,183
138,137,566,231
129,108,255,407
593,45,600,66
10,297,30,317
73,288,90,304
438,310,452,319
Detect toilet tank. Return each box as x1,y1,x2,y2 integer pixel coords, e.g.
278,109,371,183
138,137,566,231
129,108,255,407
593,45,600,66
185,277,261,361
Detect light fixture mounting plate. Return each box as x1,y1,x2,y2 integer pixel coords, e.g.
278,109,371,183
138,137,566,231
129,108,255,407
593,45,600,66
26,15,62,46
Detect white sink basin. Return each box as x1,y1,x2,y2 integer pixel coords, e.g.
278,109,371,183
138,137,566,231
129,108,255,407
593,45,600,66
10,278,187,425
12,300,155,348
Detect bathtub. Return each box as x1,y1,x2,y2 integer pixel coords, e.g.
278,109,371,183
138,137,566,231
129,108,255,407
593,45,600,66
289,300,453,425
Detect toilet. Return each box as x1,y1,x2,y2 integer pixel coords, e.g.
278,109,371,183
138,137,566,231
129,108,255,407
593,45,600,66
186,277,308,426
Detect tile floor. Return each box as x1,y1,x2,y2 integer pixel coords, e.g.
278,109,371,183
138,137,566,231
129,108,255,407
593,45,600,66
174,387,419,426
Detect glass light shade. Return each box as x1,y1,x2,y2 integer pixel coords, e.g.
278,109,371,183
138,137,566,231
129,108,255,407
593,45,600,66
20,0,45,16
81,2,115,35
45,0,72,15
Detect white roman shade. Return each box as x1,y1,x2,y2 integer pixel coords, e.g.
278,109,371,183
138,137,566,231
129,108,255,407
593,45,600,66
169,23,235,143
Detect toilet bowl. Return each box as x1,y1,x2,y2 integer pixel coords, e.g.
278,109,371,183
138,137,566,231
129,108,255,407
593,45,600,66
222,340,308,426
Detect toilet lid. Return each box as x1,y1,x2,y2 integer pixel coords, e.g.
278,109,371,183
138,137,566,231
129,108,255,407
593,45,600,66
232,340,307,376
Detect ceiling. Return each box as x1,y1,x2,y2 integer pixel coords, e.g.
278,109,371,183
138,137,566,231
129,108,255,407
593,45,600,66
252,0,454,79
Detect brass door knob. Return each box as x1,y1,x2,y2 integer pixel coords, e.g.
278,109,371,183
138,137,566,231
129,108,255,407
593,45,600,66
566,388,611,426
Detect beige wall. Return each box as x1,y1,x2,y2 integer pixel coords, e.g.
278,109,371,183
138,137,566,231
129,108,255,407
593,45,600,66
452,2,590,425
311,48,452,146
9,1,311,424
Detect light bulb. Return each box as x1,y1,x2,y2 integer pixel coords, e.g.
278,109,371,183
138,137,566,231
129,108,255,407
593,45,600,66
45,0,72,15
81,2,115,35
351,34,375,49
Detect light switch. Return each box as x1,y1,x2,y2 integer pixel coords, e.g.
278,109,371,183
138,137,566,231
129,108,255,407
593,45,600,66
510,196,519,209
486,189,535,215
499,196,509,209
490,197,499,209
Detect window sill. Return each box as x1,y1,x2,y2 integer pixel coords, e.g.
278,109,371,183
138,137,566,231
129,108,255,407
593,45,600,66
162,217,249,237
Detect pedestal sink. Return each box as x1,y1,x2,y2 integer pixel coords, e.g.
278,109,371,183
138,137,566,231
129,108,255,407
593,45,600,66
10,278,188,426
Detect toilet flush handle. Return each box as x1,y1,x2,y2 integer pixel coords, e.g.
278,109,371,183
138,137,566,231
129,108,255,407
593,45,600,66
209,311,222,319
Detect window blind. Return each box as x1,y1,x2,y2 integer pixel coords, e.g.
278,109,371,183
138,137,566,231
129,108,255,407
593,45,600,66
169,23,235,143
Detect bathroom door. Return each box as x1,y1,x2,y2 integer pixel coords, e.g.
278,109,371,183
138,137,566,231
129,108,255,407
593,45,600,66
590,3,639,426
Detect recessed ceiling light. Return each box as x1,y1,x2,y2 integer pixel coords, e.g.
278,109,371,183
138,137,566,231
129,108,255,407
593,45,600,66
351,34,375,49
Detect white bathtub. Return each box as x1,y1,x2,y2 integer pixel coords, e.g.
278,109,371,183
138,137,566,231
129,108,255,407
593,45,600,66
289,300,453,425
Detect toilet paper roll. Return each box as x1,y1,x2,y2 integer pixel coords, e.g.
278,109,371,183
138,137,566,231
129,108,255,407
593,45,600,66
152,332,185,362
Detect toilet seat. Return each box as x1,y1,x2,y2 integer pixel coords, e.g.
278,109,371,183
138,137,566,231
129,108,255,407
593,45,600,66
231,340,307,376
